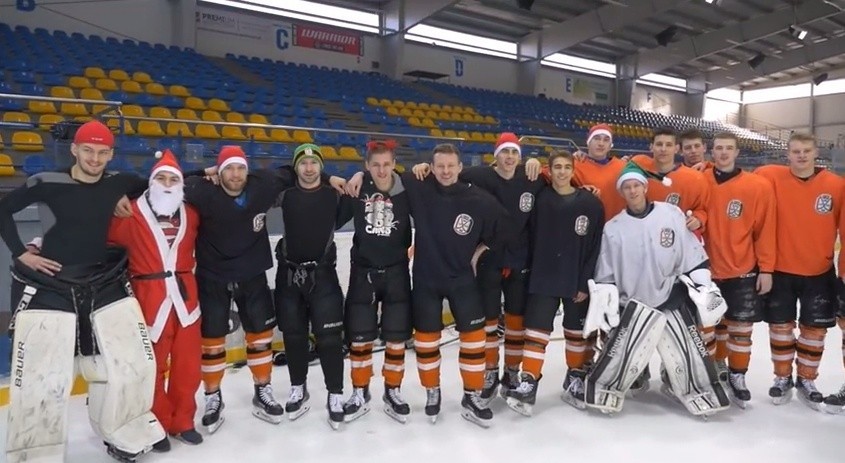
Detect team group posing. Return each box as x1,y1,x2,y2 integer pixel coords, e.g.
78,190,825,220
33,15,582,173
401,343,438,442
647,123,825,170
2,119,845,462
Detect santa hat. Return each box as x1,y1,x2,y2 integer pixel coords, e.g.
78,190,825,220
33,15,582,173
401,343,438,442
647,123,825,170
293,143,324,169
151,149,183,181
494,132,521,157
587,123,613,145
73,120,114,147
616,161,672,191
217,145,247,172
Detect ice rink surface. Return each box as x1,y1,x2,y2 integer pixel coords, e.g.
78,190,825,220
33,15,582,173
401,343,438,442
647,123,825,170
1,233,843,463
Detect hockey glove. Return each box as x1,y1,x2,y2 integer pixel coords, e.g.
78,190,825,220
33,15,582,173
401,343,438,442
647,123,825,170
583,279,620,336
678,274,727,327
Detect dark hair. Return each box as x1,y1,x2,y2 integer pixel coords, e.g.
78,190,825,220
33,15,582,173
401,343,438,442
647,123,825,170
548,149,573,166
651,127,677,144
678,128,705,144
712,131,738,144
432,143,460,161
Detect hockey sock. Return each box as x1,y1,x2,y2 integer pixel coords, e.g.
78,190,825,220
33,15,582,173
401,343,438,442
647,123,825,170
245,330,274,385
839,317,845,371
350,342,374,388
316,333,345,394
414,331,441,389
503,313,524,370
382,341,406,388
715,321,729,362
459,329,486,391
201,337,227,392
699,325,717,357
564,328,588,370
725,319,753,373
769,322,796,377
521,328,550,379
484,318,500,369
584,332,598,365
796,324,826,380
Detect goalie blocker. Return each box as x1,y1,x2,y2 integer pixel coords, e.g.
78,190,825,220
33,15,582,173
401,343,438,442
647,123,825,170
6,249,164,463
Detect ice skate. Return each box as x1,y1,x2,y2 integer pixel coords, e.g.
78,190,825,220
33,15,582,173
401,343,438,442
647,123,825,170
343,386,372,422
505,373,539,416
629,365,651,397
479,369,500,407
383,385,411,423
425,387,441,423
796,377,824,412
105,442,146,462
561,369,586,410
461,390,494,428
769,376,794,405
499,366,520,399
252,383,284,424
172,429,203,445
328,392,345,430
823,383,845,414
151,437,170,453
201,389,225,434
286,384,311,420
727,372,751,409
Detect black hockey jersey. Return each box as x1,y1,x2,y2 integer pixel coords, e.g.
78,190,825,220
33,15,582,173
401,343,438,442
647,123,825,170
349,172,412,269
276,183,354,265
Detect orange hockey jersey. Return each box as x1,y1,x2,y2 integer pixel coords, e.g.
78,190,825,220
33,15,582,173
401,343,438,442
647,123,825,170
703,169,776,280
632,155,710,230
572,156,627,222
755,165,845,277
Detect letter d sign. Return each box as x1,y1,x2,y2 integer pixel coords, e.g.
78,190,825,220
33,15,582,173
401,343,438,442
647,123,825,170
455,58,464,77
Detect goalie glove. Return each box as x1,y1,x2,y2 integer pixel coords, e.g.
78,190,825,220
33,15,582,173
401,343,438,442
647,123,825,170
583,279,620,337
678,274,727,327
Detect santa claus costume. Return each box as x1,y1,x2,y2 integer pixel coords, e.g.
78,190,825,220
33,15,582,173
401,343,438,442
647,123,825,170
107,150,203,451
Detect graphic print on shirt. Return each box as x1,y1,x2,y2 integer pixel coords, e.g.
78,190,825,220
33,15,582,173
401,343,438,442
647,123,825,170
253,212,266,232
665,192,681,206
660,228,675,247
574,215,589,236
363,193,398,237
727,199,743,219
518,192,534,212
816,194,833,214
453,213,474,236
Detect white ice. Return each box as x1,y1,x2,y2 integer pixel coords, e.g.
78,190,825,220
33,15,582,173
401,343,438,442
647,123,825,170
1,232,843,463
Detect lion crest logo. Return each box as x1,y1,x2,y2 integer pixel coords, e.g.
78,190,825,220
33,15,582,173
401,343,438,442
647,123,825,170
453,213,474,236
518,192,534,213
574,215,589,236
816,194,833,214
659,228,675,248
665,193,681,206
727,199,743,219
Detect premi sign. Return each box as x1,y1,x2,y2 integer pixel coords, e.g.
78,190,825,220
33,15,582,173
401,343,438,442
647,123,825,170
292,24,363,56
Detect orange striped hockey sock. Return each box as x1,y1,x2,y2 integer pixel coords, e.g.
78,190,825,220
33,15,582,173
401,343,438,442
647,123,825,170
503,313,524,370
769,322,796,378
382,342,406,387
700,325,717,357
414,331,441,388
521,328,550,379
201,336,227,392
564,328,588,370
725,319,753,373
245,330,274,384
459,329,486,391
796,324,826,380
484,318,500,370
350,341,374,388
715,321,729,362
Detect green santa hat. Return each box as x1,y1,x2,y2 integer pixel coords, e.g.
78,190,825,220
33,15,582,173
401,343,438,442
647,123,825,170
616,161,672,191
293,143,324,169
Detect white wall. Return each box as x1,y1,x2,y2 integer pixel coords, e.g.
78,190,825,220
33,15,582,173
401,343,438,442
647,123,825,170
535,69,613,105
631,84,687,115
744,98,812,130
399,43,518,93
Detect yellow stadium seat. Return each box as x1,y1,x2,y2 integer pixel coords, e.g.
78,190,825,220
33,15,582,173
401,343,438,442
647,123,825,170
226,112,246,123
132,72,152,83
79,88,104,100
421,118,436,128
61,103,88,117
430,104,442,111
121,105,145,117
470,132,484,141
430,128,444,137
84,67,106,79
484,116,496,124
38,114,63,131
483,154,496,165
137,121,165,137
408,117,422,127
464,107,477,114
339,147,361,161
450,112,462,120
168,85,191,97
405,102,418,109
149,107,174,119
394,164,405,173
366,97,379,106
378,98,391,106
457,131,471,140
68,76,92,88
121,81,143,93
412,109,425,118
249,114,269,124
108,69,129,81
270,129,293,143
392,100,405,108
29,101,57,114
221,126,247,140
13,131,43,151
202,110,224,122
176,108,199,120
423,110,436,120
145,83,167,96
386,107,400,117
208,99,230,112
452,106,465,114
92,105,116,117
95,78,118,92
166,122,193,138
292,130,313,143
50,86,75,98
320,146,339,160
418,103,430,110
438,112,451,121
442,105,453,113
195,124,221,139
0,154,15,176
247,127,271,142
185,97,206,110
106,118,135,135
483,132,497,142
399,108,413,117
443,130,458,138
465,114,478,122
3,112,30,124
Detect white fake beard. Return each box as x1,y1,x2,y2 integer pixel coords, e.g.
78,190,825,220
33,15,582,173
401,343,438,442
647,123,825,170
148,181,184,217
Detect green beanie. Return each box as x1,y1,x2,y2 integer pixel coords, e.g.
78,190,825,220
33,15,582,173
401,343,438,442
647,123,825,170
616,161,672,190
293,143,324,169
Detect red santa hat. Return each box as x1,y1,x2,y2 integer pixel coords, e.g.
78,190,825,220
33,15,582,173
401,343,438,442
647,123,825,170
587,123,613,145
151,149,183,181
494,132,521,157
217,145,247,172
73,120,114,148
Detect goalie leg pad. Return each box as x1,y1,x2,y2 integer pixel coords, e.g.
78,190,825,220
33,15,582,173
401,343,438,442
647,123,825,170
657,303,731,417
6,309,77,463
79,297,165,455
585,300,666,414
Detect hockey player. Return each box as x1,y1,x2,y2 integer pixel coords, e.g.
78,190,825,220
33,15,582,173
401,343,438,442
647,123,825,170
505,150,604,416
702,132,776,408
341,140,413,423
679,128,713,170
583,161,730,418
107,150,204,450
562,124,628,222
0,120,166,462
411,132,545,405
754,132,845,410
273,144,355,430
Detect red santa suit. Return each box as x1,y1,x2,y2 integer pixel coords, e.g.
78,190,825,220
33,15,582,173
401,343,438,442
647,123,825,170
107,150,202,435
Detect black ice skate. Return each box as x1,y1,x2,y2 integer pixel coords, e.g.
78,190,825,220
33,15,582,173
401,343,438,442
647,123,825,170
461,390,493,428
104,442,145,462
383,385,411,423
479,369,500,406
286,384,311,420
328,392,345,430
499,366,520,400
561,369,586,410
151,437,170,453
629,365,651,396
769,376,795,405
727,372,751,409
823,383,845,414
796,377,824,412
343,386,372,422
425,387,441,423
202,389,225,434
253,383,284,424
172,429,203,445
505,373,539,416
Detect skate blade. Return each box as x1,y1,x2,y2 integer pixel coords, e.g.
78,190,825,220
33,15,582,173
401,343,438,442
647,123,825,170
460,410,492,428
327,418,342,431
628,382,651,398
822,403,845,415
727,389,749,410
505,397,533,417
287,406,311,421
253,408,283,425
770,389,794,406
383,405,408,424
203,416,225,434
344,404,371,423
560,391,586,410
797,393,823,412
427,414,439,424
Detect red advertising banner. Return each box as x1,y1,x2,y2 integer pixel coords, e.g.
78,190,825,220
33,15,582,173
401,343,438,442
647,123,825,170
292,24,363,56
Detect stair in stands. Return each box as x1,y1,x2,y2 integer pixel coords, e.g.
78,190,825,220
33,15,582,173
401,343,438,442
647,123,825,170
208,57,273,90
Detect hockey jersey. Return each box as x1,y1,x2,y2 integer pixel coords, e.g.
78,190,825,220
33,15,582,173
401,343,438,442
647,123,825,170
572,156,627,223
631,155,710,230
595,202,709,308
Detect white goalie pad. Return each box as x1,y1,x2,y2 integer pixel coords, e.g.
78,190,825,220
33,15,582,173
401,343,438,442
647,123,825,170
657,305,731,417
78,297,164,455
585,300,666,414
6,310,77,463
678,275,727,328
583,280,620,336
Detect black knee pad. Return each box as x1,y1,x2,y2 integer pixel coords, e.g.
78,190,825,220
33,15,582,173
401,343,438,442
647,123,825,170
314,330,343,349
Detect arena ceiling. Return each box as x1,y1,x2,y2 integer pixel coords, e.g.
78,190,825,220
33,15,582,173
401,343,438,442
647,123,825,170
322,0,845,90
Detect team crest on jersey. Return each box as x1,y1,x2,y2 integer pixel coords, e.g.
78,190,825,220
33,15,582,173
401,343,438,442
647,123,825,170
727,199,743,219
363,193,398,237
253,213,266,232
659,228,675,248
574,215,589,236
815,194,833,214
665,192,681,206
453,213,474,236
518,192,534,212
